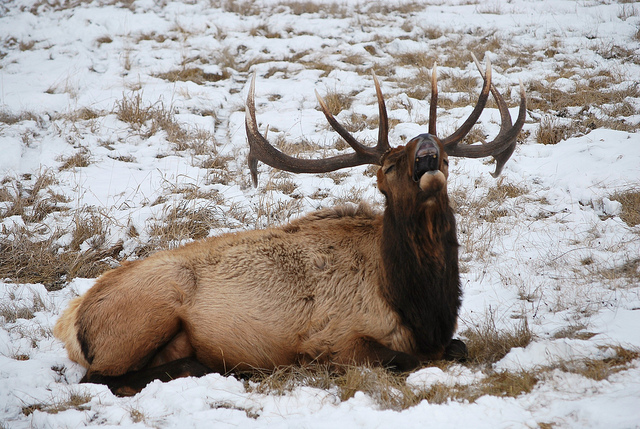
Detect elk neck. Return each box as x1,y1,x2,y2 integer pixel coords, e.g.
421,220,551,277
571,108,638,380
379,188,462,356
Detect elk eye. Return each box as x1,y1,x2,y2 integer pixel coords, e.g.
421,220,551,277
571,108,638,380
383,164,395,174
443,159,449,166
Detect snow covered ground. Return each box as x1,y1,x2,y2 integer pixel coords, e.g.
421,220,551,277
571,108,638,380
1,0,640,427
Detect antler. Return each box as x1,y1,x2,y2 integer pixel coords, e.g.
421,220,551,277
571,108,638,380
246,54,526,185
436,54,527,177
245,72,390,187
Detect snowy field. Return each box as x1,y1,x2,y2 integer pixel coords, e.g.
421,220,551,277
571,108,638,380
1,0,640,427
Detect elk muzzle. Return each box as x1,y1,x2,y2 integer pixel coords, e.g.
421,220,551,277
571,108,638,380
412,134,441,182
410,134,447,195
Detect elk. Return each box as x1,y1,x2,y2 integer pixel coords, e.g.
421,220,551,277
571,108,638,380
54,55,526,396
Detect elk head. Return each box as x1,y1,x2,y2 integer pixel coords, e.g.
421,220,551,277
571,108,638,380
245,54,526,197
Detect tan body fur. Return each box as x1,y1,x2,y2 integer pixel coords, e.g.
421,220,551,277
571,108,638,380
55,204,416,377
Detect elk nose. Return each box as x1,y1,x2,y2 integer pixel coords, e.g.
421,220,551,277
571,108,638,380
412,134,440,182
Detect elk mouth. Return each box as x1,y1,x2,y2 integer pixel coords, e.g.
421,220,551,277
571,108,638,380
412,135,441,182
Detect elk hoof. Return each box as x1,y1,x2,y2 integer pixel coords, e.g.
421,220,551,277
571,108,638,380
443,339,468,362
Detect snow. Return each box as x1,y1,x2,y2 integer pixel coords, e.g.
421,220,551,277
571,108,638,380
1,0,640,428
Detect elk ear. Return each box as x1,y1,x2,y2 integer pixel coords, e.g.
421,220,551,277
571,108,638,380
406,139,419,182
376,167,390,197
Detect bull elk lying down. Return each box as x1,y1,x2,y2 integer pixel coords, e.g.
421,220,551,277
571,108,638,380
54,55,526,396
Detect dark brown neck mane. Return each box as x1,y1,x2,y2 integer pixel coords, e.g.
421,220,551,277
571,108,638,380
379,192,461,359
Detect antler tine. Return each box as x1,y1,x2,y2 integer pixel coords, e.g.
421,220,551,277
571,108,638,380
246,72,386,187
371,71,390,154
470,53,525,177
488,80,526,177
315,72,390,156
315,90,369,156
445,53,527,177
429,63,438,136
441,56,492,148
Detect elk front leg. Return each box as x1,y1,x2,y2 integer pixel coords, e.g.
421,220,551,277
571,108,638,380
340,337,421,372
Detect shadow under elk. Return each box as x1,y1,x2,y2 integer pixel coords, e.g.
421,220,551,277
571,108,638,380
54,55,526,396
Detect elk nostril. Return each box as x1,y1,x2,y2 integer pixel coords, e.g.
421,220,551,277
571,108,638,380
412,137,440,182
416,153,439,174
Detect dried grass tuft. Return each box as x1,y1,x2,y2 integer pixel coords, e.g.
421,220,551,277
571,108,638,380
22,390,92,416
319,89,354,116
154,67,228,85
462,312,533,365
535,116,571,145
0,224,122,289
58,148,92,170
611,189,640,227
556,346,640,381
149,202,223,243
0,171,68,222
0,174,122,287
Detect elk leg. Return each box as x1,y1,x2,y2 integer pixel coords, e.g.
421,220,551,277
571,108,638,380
82,357,212,397
345,337,420,372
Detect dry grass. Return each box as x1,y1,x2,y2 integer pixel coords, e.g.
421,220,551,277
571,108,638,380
210,401,261,419
253,196,304,228
210,0,263,16
19,39,37,51
611,189,640,227
114,92,172,137
238,317,636,410
477,2,503,15
263,175,298,195
242,359,540,410
618,3,638,20
0,171,68,222
416,370,539,405
22,390,92,416
485,180,527,203
0,224,122,289
398,67,435,101
0,173,122,287
320,171,351,185
555,346,640,381
69,107,103,121
552,324,596,341
250,23,285,39
154,67,228,85
331,186,366,206
128,407,147,423
245,364,430,411
149,202,223,243
338,112,378,133
319,89,354,116
595,258,640,286
96,35,112,46
452,178,527,256
0,110,40,125
463,312,533,365
0,301,39,323
114,92,217,155
58,148,91,170
109,154,136,163
535,116,572,145
526,77,638,112
395,51,435,70
273,135,324,157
